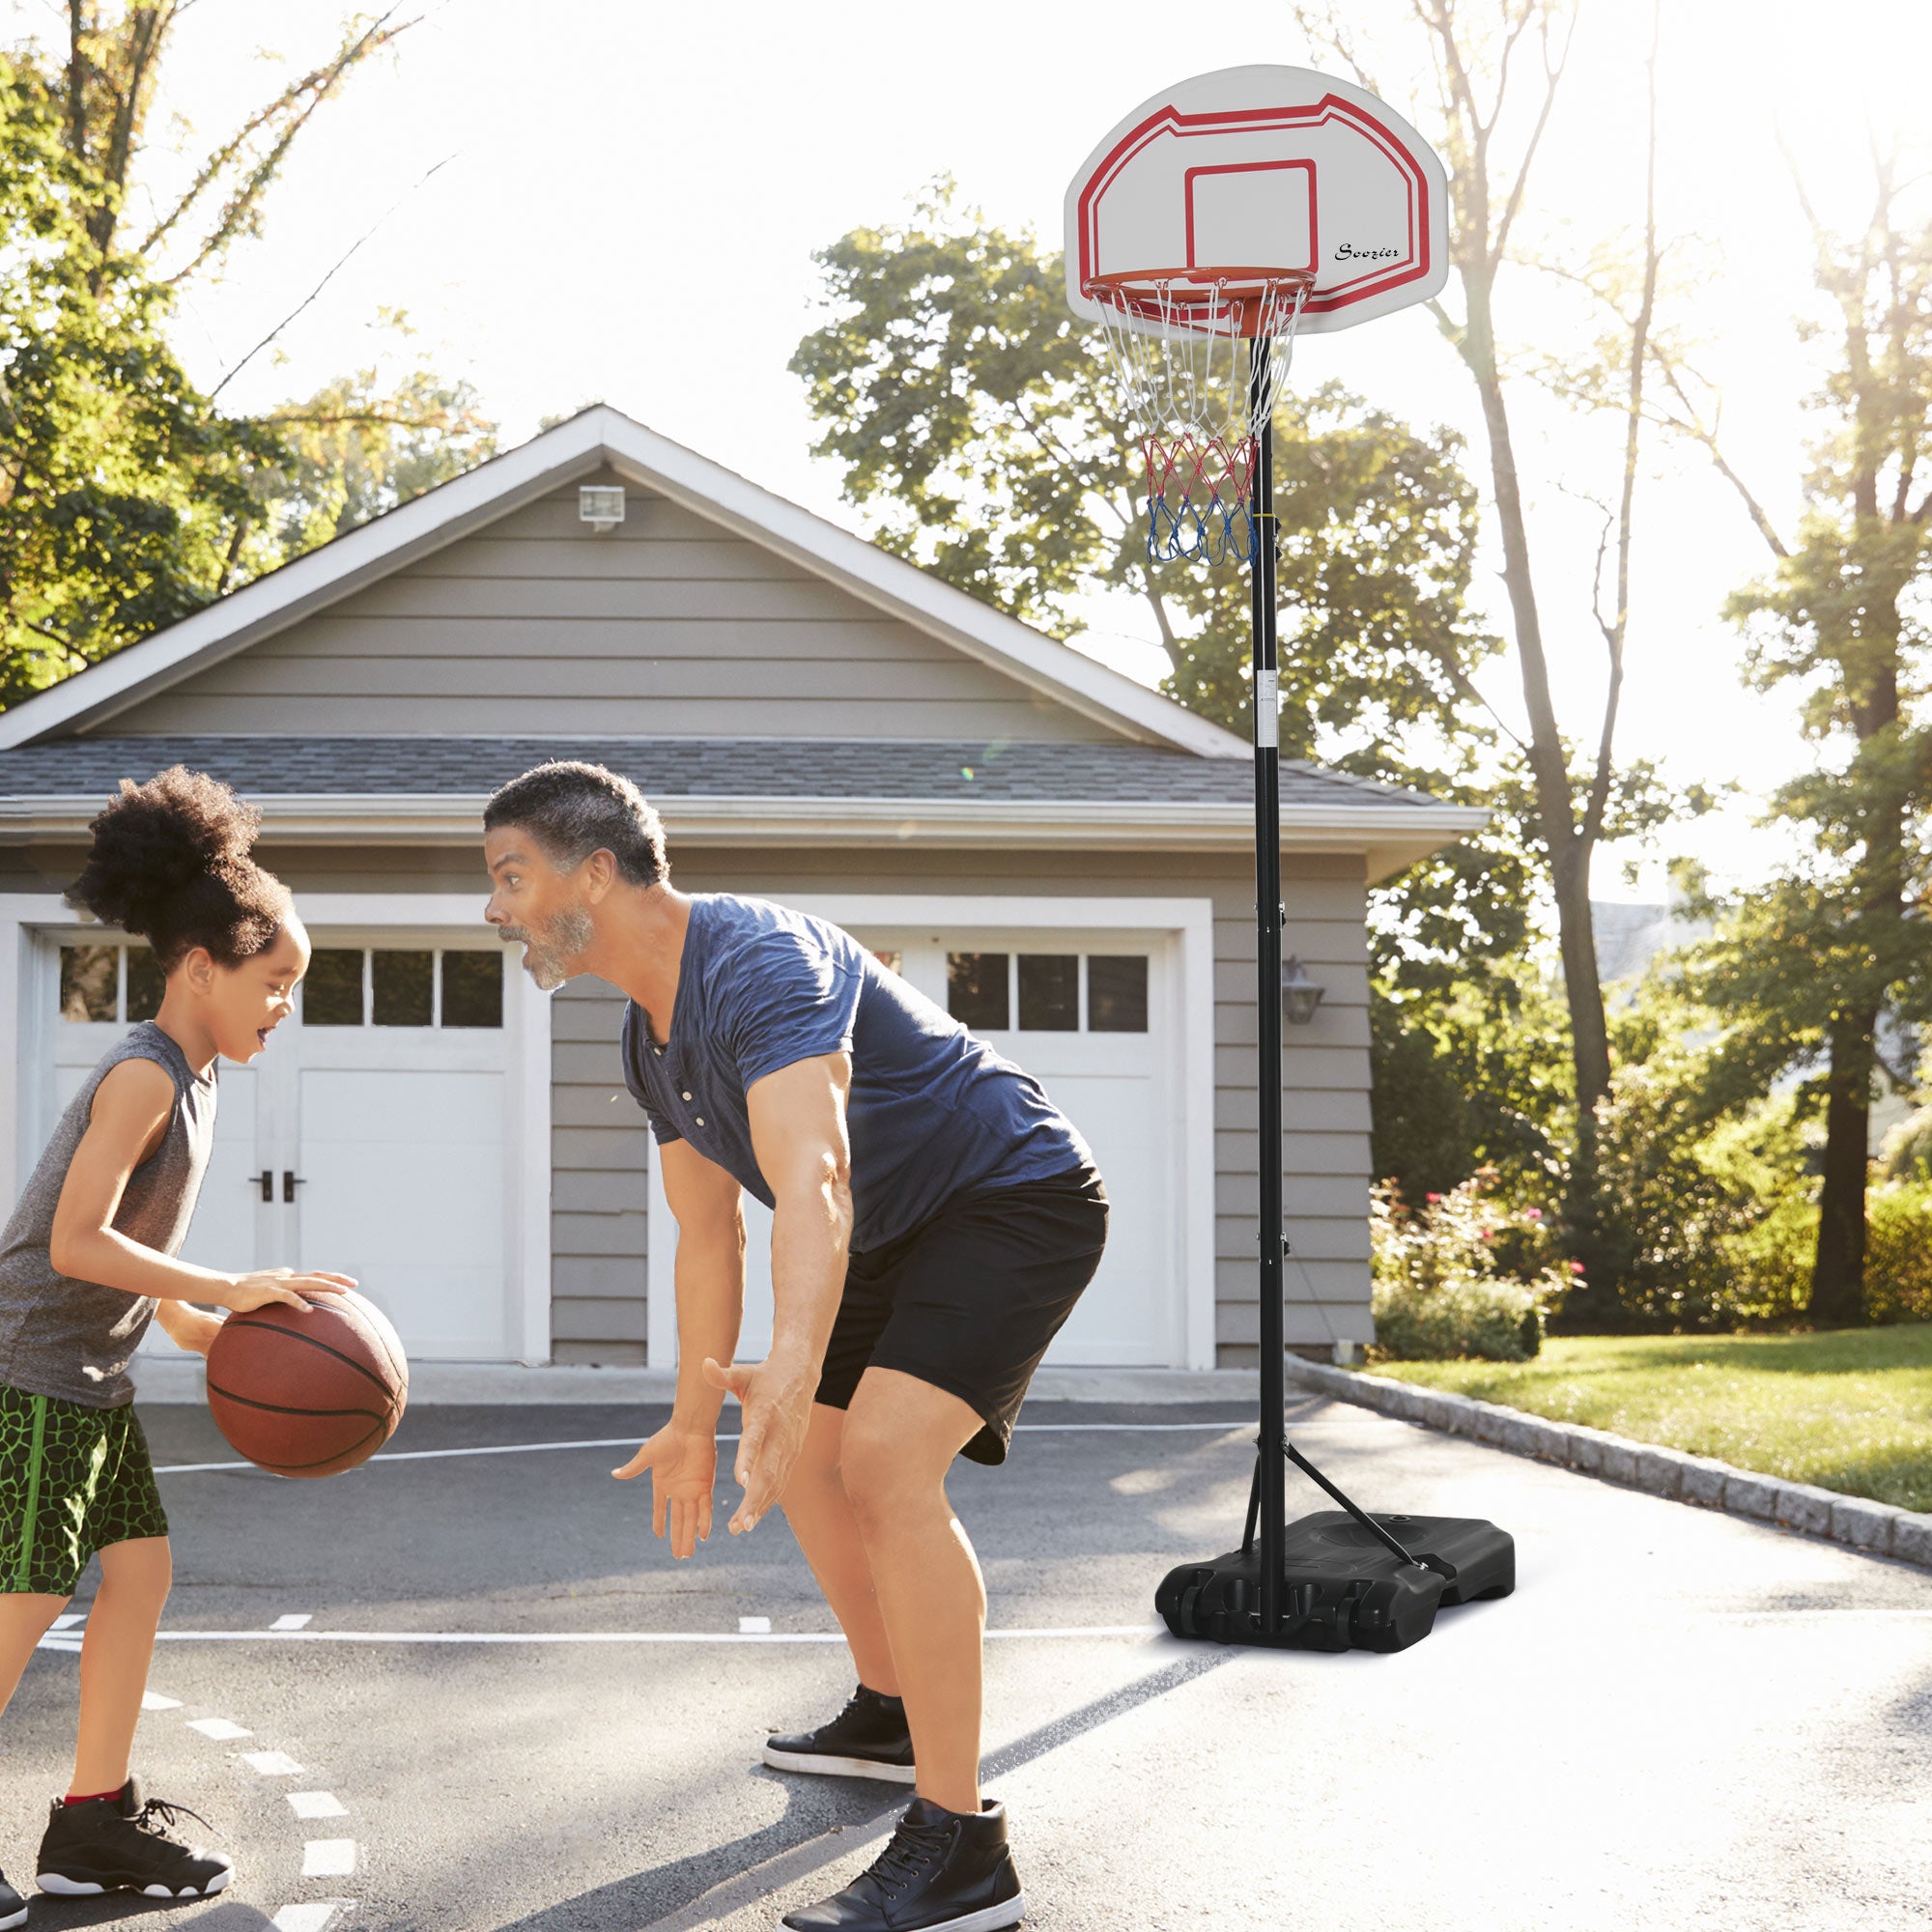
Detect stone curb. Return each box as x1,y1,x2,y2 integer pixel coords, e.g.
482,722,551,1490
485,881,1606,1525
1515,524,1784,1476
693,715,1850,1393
1283,1355,1932,1573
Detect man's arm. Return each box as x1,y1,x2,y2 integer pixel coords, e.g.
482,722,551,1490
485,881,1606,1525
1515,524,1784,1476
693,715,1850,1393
660,1138,747,1429
702,1051,854,1533
610,1138,744,1560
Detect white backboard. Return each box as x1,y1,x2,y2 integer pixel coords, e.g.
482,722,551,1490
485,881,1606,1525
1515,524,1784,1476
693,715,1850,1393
1065,64,1450,337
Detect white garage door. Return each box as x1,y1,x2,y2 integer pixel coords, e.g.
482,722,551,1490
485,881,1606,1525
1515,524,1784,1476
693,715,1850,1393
649,924,1179,1369
45,933,520,1361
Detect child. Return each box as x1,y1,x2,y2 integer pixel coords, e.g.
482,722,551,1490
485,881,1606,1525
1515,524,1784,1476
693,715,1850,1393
0,768,354,1922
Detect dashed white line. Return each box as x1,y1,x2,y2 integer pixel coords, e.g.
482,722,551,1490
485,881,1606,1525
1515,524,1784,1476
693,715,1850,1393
49,1613,84,1631
300,1840,357,1879
270,1613,315,1631
288,1792,348,1820
242,1750,305,1776
141,1690,182,1711
271,1902,355,1932
186,1718,252,1740
738,1616,772,1634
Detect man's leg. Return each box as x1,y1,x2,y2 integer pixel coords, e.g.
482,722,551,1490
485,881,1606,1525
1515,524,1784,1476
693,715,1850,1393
838,1367,985,1816
778,1401,900,1696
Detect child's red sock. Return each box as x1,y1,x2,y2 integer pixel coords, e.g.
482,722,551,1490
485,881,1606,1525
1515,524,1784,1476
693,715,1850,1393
62,1782,127,1806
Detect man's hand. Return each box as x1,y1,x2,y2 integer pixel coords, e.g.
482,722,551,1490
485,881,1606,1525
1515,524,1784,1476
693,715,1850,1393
702,1353,816,1534
611,1419,719,1559
215,1269,357,1315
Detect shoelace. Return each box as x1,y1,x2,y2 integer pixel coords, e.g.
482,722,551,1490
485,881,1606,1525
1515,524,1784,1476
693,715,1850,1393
864,1814,952,1897
131,1797,215,1842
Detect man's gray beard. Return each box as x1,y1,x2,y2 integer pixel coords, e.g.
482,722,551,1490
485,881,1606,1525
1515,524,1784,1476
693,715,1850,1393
516,907,595,992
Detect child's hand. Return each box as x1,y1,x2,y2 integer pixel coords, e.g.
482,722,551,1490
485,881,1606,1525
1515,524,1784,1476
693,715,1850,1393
176,1308,226,1357
216,1268,357,1315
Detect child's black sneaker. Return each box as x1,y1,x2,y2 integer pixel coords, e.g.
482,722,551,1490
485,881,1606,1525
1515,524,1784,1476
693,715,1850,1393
781,1796,1024,1932
36,1779,233,1899
763,1682,917,1783
0,1865,26,1929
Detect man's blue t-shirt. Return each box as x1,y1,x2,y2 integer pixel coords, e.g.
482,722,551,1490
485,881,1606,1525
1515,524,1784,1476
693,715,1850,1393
619,895,1091,1252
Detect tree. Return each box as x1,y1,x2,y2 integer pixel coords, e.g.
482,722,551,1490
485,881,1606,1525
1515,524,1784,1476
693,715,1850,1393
792,185,1506,777
47,2,419,288
0,52,272,701
0,7,495,706
1667,162,1932,1323
1294,0,1673,1283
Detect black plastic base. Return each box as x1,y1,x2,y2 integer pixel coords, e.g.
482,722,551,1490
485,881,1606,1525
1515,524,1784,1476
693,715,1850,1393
1155,1510,1516,1652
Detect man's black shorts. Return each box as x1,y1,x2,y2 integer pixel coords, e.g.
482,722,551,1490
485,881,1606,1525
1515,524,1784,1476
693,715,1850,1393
814,1164,1108,1466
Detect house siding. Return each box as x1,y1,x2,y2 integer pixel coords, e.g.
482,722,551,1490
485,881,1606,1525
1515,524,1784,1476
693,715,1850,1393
540,844,1371,1370
100,476,1122,745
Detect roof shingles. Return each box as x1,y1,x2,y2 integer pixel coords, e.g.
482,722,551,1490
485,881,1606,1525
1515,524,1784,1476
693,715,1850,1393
0,736,1450,812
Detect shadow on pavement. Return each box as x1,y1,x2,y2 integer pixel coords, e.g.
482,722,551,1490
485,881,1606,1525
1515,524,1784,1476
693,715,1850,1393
488,1645,1237,1932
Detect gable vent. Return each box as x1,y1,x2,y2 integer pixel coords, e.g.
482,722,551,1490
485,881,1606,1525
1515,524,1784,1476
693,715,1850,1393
579,485,626,533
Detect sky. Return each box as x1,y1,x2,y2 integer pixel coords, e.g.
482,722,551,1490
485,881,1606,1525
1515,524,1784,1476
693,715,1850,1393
15,0,1928,908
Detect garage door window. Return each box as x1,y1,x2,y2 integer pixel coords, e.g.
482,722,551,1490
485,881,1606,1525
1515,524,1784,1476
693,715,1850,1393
302,948,502,1029
59,943,165,1024
947,952,1149,1034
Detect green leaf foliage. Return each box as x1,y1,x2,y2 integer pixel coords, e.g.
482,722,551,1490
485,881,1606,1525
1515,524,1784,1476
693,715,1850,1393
0,53,274,704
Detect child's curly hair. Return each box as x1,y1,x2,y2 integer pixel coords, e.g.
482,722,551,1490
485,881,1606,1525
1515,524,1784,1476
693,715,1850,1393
65,767,294,971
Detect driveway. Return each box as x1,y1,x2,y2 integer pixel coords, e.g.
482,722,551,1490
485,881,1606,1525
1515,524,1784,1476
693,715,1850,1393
2,1393,1926,1931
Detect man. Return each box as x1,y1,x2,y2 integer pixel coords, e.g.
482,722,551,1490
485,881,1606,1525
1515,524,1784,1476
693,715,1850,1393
482,761,1106,1932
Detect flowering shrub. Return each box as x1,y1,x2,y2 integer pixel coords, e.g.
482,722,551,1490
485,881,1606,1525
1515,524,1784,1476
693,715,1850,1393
1370,1172,1573,1362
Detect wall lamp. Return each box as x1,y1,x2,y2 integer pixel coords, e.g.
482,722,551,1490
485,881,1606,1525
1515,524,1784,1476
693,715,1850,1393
1280,955,1325,1026
579,485,626,533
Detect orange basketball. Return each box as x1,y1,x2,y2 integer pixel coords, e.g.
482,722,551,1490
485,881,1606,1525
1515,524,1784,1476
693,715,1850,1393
206,1289,408,1478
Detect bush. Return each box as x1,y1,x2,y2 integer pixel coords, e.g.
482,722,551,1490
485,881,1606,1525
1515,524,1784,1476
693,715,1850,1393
1370,1174,1572,1362
1867,1182,1932,1323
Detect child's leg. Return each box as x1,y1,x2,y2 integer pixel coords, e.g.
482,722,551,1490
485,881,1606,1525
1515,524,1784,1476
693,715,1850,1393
0,1592,71,1721
71,1536,170,1798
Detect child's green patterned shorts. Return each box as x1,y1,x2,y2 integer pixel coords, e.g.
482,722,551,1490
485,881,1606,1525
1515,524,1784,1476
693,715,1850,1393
0,1381,169,1596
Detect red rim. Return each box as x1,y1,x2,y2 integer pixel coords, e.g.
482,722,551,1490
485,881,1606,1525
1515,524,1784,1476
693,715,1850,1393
1086,268,1318,336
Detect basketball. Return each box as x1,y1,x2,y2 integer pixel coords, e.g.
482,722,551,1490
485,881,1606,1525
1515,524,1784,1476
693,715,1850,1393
206,1289,409,1478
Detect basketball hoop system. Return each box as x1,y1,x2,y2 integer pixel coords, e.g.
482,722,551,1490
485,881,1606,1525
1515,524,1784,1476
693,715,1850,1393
1066,67,1514,1656
1085,268,1315,564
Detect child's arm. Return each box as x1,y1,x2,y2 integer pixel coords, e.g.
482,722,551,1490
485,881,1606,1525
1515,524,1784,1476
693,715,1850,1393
48,1059,355,1316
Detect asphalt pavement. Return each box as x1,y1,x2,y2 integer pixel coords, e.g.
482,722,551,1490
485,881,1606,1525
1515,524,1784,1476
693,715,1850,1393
1,1394,1927,1932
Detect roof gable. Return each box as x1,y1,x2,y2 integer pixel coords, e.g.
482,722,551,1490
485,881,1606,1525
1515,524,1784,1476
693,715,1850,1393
0,408,1246,759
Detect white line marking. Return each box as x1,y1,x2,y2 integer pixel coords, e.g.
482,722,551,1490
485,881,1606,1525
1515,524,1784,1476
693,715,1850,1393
141,1690,182,1711
738,1616,771,1634
151,1419,1253,1475
272,1902,354,1932
288,1792,348,1820
186,1718,251,1740
301,1840,356,1879
242,1750,304,1776
151,1625,1164,1646
50,1613,84,1631
35,1635,80,1653
270,1613,314,1631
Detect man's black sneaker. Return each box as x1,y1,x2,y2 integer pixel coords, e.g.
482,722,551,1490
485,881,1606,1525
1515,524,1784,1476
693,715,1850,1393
0,1865,26,1930
781,1796,1024,1932
764,1682,917,1783
36,1779,233,1899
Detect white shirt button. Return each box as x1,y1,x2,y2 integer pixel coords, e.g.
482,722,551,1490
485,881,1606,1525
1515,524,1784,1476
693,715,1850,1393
681,1091,693,1101
695,1117,705,1127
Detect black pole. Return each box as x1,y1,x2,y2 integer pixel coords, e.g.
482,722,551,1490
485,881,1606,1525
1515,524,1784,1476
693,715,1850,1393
1248,341,1285,1636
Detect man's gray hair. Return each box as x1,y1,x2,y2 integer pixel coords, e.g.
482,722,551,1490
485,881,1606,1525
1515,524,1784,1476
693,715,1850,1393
483,761,668,886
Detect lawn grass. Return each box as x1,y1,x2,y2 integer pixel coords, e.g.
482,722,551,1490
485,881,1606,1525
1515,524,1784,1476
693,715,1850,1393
1362,1324,1932,1514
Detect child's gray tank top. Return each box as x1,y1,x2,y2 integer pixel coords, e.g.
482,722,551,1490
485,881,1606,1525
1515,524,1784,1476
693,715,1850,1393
0,1021,217,1407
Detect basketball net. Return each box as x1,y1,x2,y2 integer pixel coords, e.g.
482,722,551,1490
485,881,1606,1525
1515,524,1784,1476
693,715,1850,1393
1087,270,1315,566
